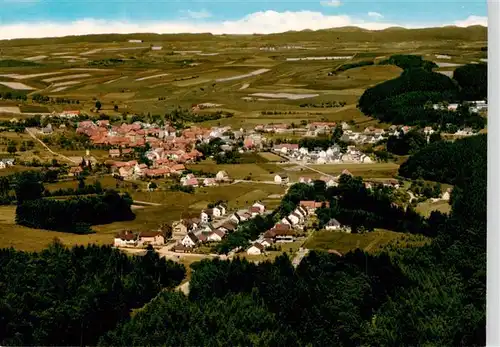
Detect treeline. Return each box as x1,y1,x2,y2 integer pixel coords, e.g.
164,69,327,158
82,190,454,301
410,179,442,200
278,177,440,236
0,91,28,100
16,190,135,234
378,54,438,71
43,180,104,197
0,59,41,67
165,108,233,125
299,101,347,108
386,129,441,155
453,63,487,100
212,214,276,254
88,58,124,67
31,93,81,104
398,134,486,186
358,54,486,127
333,60,374,72
99,127,486,346
0,242,185,346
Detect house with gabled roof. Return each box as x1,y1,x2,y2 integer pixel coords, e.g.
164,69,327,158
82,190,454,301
215,170,229,181
325,218,342,231
219,221,237,233
181,232,199,247
114,230,138,247
247,242,265,255
274,174,289,185
252,201,266,214
207,229,226,242
139,231,165,246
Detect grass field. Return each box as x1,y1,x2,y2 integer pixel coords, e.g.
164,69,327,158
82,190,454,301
307,163,400,178
0,182,286,251
258,152,284,162
304,229,428,254
0,26,486,130
240,240,304,263
416,199,452,217
187,161,277,180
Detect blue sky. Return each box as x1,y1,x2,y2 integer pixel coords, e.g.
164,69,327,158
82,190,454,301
0,0,488,39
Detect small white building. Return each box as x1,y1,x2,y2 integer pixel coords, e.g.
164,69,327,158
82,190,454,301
287,213,301,225
442,188,452,201
215,170,229,181
325,218,342,231
229,213,240,225
274,174,289,185
200,210,211,223
281,217,292,226
247,243,265,255
212,207,223,218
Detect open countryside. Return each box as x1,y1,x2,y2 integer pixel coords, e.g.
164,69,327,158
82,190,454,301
0,23,488,347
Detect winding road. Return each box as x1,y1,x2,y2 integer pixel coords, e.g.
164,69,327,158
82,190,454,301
25,128,80,164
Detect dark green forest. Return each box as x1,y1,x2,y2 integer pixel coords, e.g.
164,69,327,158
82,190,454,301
358,55,487,127
398,134,486,185
453,63,487,101
8,171,135,233
0,243,185,346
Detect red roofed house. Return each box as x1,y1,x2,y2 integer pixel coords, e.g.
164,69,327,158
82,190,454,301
300,201,330,214
114,230,138,247
249,206,262,217
109,149,120,158
183,178,199,187
69,166,83,177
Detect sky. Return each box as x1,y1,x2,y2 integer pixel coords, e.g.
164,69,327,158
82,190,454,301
0,0,488,39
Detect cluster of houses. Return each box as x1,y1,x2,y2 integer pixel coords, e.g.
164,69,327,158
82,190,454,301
340,127,388,145
75,121,270,179
170,201,268,253
255,122,342,138
246,200,348,255
181,170,231,187
296,170,400,191
273,143,373,164
0,158,15,169
432,100,487,114
113,229,166,248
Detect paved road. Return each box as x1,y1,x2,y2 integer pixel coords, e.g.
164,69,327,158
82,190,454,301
292,248,310,268
25,128,80,164
284,157,336,178
132,200,162,206
407,191,416,202
232,179,292,186
176,281,190,295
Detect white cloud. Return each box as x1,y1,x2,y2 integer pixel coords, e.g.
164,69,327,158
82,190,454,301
320,0,342,7
453,15,487,27
183,9,212,19
368,12,383,19
0,11,487,40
